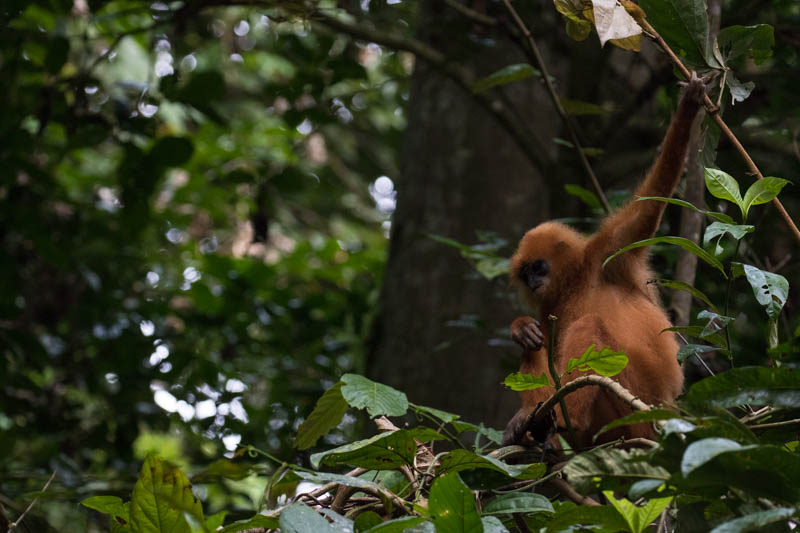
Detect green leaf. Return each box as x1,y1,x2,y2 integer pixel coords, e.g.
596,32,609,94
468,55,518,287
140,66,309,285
502,371,550,391
449,421,503,445
295,471,383,490
365,516,430,533
705,168,744,211
341,374,408,417
474,257,510,280
604,236,727,277
565,184,602,210
725,73,755,104
296,382,348,450
472,64,539,93
703,222,754,255
742,177,790,218
653,279,719,313
428,473,483,533
718,24,775,65
681,437,744,476
741,264,789,319
191,459,253,483
564,448,670,493
81,496,128,517
595,408,679,437
565,344,628,377
438,449,546,480
560,98,609,116
546,504,630,533
604,491,673,533
354,511,383,532
481,516,510,533
204,512,227,530
310,428,444,470
639,0,718,68
278,503,336,533
709,507,797,533
219,515,280,533
662,325,728,350
677,343,721,363
130,455,203,533
685,367,800,409
410,403,460,424
483,493,554,515
697,310,734,339
636,196,735,224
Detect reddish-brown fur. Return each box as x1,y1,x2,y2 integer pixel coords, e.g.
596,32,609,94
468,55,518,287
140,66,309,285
503,77,706,449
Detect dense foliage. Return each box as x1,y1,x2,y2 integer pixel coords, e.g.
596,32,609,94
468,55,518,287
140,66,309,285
1,0,798,532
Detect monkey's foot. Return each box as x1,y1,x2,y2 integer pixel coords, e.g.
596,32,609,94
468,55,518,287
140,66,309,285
679,71,707,105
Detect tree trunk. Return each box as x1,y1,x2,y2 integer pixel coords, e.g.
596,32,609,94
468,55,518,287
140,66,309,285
368,2,563,428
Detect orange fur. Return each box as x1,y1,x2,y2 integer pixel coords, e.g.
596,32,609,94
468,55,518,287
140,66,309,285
504,77,705,449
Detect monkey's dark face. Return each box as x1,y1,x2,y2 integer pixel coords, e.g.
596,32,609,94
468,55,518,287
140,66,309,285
518,258,550,292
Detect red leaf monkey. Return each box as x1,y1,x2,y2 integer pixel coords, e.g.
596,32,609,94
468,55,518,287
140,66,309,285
503,74,706,448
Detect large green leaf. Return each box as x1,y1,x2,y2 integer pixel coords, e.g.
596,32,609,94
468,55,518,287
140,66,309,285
438,449,546,480
295,382,348,450
604,490,673,533
677,343,722,363
545,504,629,533
654,279,719,312
717,24,775,65
595,408,679,437
310,428,444,470
709,507,797,533
639,0,717,67
365,517,430,533
565,344,628,377
81,496,130,532
218,515,280,533
681,437,745,476
703,222,754,255
278,503,337,533
428,473,483,533
742,264,789,319
483,493,554,515
564,448,670,493
341,373,408,417
472,64,540,93
636,196,735,224
685,367,800,409
705,168,744,210
603,236,726,277
130,455,203,533
742,177,790,218
502,371,551,391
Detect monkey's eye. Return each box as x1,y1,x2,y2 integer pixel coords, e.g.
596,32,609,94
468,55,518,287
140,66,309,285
531,259,549,276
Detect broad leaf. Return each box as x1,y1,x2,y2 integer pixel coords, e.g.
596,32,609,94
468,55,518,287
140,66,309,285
742,177,790,218
681,437,744,476
742,264,789,319
685,366,800,409
709,507,797,533
130,455,203,533
654,279,719,312
702,222,753,255
296,382,348,450
592,0,643,50
725,73,754,104
472,64,539,93
697,310,734,339
662,325,728,349
410,403,460,424
565,344,628,377
565,184,602,210
438,449,546,480
564,448,669,493
310,428,445,470
604,490,673,533
705,168,744,211
279,503,336,533
341,373,408,417
481,516,510,533
483,493,554,515
718,24,775,65
219,515,280,533
636,196,735,224
604,236,726,277
428,473,483,533
677,343,721,363
502,371,551,391
450,421,503,445
365,517,430,533
295,471,383,490
546,504,630,532
639,0,718,67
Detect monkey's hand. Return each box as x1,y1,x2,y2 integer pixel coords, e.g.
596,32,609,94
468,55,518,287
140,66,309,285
502,403,557,446
511,316,545,352
679,71,707,107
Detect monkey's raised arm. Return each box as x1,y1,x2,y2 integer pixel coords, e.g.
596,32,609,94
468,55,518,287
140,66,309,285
586,75,706,267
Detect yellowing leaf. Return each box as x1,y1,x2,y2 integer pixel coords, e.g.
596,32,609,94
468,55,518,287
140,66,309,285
592,0,643,48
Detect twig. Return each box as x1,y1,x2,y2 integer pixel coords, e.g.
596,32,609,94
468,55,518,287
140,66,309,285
528,375,651,428
749,418,800,431
548,477,601,506
639,18,800,244
9,469,57,531
440,0,497,25
501,0,611,214
546,315,577,445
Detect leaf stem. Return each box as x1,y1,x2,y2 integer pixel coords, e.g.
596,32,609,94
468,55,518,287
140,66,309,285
546,315,577,444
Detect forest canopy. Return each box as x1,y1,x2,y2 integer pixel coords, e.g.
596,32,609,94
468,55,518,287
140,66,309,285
1,0,799,532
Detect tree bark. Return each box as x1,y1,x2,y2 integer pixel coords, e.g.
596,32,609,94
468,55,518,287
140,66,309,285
367,2,562,427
